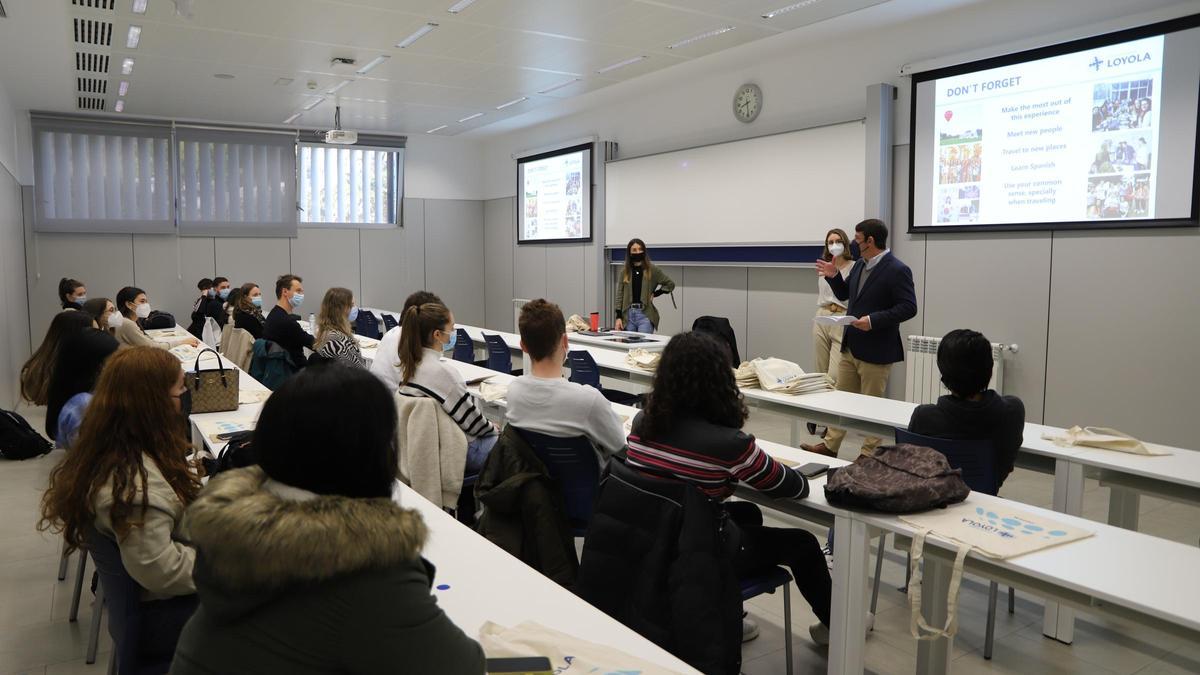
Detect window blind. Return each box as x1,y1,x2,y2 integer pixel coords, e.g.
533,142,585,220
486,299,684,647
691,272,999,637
297,143,403,226
176,126,298,236
31,115,174,233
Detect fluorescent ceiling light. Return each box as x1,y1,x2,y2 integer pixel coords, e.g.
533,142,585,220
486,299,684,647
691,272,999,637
426,124,448,133
396,22,438,48
667,26,734,49
118,80,129,96
326,79,353,94
457,112,484,123
302,97,325,111
537,77,580,94
355,55,390,75
131,0,148,14
446,0,477,13
597,55,645,74
121,57,135,75
495,96,527,110
762,0,820,19
126,25,142,49
114,100,125,112
283,112,302,124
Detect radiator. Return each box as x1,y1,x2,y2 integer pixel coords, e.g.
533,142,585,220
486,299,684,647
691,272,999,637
904,335,1013,405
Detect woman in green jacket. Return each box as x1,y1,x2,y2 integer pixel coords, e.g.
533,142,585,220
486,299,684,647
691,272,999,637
614,238,675,333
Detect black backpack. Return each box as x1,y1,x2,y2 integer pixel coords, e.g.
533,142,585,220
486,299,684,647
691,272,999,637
143,310,176,330
0,409,53,460
200,430,256,478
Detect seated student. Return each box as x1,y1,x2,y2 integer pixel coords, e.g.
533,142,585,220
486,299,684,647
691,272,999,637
370,290,440,391
81,297,119,335
207,276,231,327
39,347,200,662
230,282,266,339
504,298,625,460
45,327,119,446
313,287,365,368
20,310,93,406
170,366,484,674
625,331,837,645
58,277,87,310
187,278,214,339
114,286,199,350
263,274,314,370
908,328,1025,488
397,302,498,473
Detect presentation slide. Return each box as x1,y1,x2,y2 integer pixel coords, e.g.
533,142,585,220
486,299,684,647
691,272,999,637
517,144,591,244
910,18,1200,231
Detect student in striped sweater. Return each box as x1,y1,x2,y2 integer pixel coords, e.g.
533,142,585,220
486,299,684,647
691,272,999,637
626,331,835,644
397,302,498,473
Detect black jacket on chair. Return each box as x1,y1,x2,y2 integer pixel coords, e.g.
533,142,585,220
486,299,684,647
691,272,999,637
826,252,918,365
577,457,741,675
691,316,740,364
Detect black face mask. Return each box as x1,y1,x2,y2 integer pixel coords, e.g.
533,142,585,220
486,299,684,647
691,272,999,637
630,252,646,264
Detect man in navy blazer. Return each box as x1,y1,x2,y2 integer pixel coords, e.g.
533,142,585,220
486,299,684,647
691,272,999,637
802,219,917,457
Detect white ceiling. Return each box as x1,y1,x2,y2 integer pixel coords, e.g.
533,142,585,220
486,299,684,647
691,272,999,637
0,0,895,136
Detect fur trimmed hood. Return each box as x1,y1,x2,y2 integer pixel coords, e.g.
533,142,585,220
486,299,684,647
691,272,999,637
186,466,427,595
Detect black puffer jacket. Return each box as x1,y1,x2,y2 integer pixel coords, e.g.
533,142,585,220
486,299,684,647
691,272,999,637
577,457,741,675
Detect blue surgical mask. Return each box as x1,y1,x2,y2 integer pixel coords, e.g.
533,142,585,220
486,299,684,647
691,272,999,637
349,306,359,322
251,296,263,308
442,328,457,352
206,289,215,298
219,288,231,300
76,295,87,306
289,293,305,309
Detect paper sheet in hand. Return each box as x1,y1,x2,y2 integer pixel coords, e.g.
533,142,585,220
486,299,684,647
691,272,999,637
813,314,858,326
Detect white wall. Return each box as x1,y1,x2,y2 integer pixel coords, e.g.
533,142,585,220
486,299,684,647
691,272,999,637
403,134,484,201
0,79,30,408
478,0,1200,446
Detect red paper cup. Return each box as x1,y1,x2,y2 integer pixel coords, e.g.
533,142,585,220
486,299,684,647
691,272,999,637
589,312,600,331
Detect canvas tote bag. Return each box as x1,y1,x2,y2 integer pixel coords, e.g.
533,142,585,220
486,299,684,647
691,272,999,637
185,348,240,414
479,620,687,675
1042,426,1170,456
899,500,1093,640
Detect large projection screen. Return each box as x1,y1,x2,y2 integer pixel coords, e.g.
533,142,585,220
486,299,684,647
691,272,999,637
909,14,1200,233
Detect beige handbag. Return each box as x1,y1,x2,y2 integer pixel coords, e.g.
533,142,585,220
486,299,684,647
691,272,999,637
185,348,240,414
1041,426,1170,456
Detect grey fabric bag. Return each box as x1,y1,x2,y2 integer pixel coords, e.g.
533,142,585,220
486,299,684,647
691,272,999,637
823,444,970,513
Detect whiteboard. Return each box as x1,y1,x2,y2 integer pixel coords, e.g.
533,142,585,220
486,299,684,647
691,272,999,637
605,121,866,247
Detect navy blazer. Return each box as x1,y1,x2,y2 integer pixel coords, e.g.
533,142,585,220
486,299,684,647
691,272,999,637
825,252,918,365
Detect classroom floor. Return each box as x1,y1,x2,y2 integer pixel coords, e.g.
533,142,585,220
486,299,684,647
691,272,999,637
0,403,1197,674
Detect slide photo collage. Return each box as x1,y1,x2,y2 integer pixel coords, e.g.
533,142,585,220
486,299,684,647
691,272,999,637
1087,77,1155,219
563,170,583,237
935,110,983,224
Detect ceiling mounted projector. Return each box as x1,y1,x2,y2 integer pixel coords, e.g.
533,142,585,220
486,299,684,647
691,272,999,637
324,106,357,145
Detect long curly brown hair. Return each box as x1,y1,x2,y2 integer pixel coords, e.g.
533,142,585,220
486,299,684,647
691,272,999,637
639,331,748,440
39,347,201,552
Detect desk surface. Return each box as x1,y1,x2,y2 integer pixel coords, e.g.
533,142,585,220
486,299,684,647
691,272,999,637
567,330,669,351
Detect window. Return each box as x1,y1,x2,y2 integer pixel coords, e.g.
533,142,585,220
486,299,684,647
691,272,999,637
176,127,297,236
31,115,173,233
298,143,403,226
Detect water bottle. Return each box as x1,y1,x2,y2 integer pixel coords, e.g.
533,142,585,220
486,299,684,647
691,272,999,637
308,312,315,333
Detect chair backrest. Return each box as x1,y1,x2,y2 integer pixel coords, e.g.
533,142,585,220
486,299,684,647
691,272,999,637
514,427,600,532
894,428,998,495
382,313,399,331
83,525,144,675
354,309,382,339
220,327,255,372
219,320,233,349
453,328,475,363
566,350,601,390
482,333,512,373
691,315,740,364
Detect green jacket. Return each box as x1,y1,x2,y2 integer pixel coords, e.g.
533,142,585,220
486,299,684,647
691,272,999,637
614,264,675,329
170,467,484,675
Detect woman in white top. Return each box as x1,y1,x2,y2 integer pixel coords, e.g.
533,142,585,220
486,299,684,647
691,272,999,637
813,228,854,380
113,286,198,350
396,302,498,473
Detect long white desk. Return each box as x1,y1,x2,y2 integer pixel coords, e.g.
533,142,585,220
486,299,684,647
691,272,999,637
567,330,669,351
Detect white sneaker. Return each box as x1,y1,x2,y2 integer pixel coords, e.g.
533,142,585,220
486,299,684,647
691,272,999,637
742,617,760,643
809,613,875,646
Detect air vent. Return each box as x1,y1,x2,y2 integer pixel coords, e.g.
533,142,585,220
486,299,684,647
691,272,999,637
75,52,110,73
77,96,107,111
72,0,115,10
75,77,108,94
74,18,113,46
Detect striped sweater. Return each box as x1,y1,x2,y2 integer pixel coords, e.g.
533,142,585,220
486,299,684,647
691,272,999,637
626,412,807,501
398,348,493,439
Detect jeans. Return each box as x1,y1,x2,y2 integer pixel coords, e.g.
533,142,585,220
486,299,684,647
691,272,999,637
727,501,832,626
626,307,654,334
465,433,499,475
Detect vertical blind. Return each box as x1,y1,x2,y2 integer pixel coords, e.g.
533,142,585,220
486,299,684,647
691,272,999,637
176,127,298,236
31,116,174,233
298,144,402,225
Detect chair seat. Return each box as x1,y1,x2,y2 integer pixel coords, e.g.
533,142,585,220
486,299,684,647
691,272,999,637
740,566,793,599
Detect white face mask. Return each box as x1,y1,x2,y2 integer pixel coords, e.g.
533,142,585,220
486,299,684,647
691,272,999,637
106,312,123,329
135,302,152,319
828,242,844,257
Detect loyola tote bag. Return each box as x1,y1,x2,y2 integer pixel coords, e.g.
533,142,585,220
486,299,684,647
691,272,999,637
185,348,240,414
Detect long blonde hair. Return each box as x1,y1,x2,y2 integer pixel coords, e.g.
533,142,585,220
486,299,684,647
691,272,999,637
398,303,451,384
621,237,654,283
315,287,355,349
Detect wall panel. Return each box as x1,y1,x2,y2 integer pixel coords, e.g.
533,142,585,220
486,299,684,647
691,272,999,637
425,199,485,326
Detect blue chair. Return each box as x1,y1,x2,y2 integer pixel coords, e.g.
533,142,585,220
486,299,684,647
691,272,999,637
354,309,382,339
84,526,171,675
514,428,600,536
453,328,477,364
483,333,520,375
741,567,795,675
566,350,641,406
381,313,398,332
894,427,1012,660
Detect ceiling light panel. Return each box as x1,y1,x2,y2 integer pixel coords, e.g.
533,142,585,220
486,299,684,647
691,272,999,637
302,97,325,111
457,112,484,123
131,0,148,13
355,55,390,75
326,79,353,94
667,26,734,50
762,0,822,19
126,25,142,49
114,99,125,112
596,55,645,75
495,96,526,110
121,57,134,75
446,0,477,14
118,80,129,96
283,112,302,124
396,22,438,48
426,124,448,134
537,77,580,95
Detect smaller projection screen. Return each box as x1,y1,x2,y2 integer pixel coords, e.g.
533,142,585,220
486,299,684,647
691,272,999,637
517,142,592,244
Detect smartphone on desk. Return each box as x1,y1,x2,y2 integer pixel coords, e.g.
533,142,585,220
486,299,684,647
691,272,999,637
796,462,830,478
486,657,553,674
